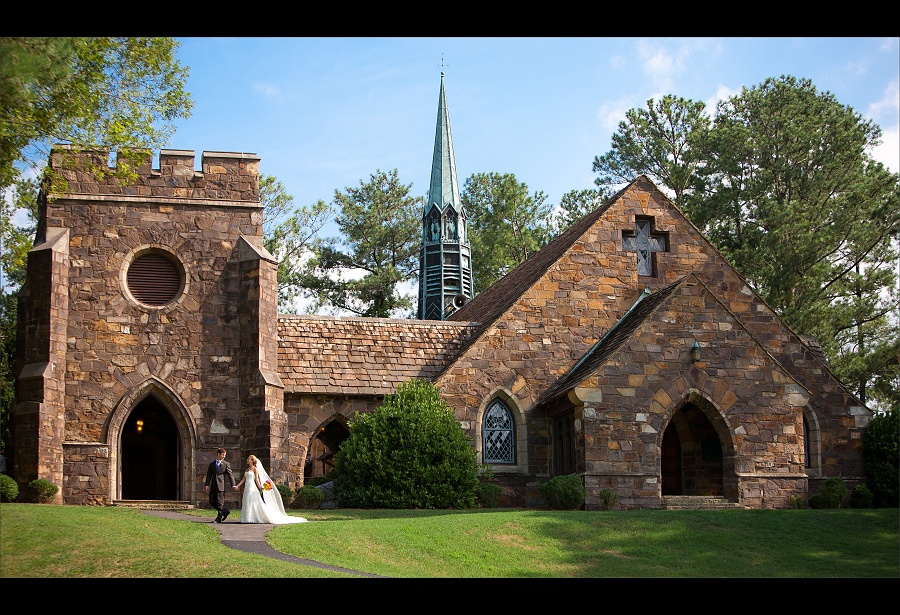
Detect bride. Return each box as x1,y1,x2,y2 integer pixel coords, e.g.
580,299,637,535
234,454,308,524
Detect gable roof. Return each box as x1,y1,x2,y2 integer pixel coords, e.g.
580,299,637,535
538,277,685,405
537,273,810,407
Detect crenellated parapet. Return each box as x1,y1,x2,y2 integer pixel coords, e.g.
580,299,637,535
48,145,260,203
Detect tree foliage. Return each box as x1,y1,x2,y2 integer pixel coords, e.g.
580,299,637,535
462,172,553,293
862,407,899,508
332,379,479,509
0,37,191,454
259,174,335,313
0,37,192,192
298,169,421,318
591,75,900,409
592,94,710,210
550,187,611,236
1,178,38,454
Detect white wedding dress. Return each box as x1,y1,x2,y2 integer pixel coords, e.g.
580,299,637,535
239,465,308,525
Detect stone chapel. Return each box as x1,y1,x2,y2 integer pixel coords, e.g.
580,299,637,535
10,74,871,510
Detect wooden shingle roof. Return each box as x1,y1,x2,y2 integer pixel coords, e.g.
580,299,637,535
277,315,480,396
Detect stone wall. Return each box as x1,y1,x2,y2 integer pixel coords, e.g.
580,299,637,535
14,147,263,505
434,177,866,509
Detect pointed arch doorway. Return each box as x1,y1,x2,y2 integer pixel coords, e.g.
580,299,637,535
120,396,181,500
304,419,350,481
661,401,728,498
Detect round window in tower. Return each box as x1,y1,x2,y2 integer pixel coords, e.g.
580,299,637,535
125,249,185,307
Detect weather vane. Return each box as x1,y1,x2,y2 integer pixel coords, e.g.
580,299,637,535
440,54,448,74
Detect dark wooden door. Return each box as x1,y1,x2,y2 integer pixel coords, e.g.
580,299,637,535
661,423,683,495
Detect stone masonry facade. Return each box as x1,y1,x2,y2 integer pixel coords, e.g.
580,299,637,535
11,149,870,510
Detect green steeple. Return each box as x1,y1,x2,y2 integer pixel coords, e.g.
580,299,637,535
418,72,473,320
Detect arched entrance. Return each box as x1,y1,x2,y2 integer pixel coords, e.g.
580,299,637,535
661,402,726,497
304,419,350,480
120,395,181,500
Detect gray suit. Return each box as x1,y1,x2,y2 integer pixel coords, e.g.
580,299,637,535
204,458,236,521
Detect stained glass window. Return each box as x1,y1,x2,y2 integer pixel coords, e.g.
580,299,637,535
483,399,515,464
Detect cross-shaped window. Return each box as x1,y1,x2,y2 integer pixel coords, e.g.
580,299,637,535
623,217,668,276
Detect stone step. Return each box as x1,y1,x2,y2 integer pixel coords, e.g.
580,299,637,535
112,500,195,511
661,496,744,510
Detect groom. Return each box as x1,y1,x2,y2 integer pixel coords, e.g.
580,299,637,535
204,447,236,523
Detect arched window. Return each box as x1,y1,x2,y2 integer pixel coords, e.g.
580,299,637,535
483,399,515,464
803,416,810,468
802,409,822,476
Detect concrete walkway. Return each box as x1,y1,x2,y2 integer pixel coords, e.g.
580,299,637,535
141,509,386,578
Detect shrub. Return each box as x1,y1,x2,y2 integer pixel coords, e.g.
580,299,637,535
294,485,324,509
849,483,874,509
539,474,585,510
332,379,479,509
789,495,805,509
24,478,58,504
475,482,503,508
0,474,19,502
808,477,847,509
276,484,292,507
862,407,899,508
598,487,618,510
475,464,501,507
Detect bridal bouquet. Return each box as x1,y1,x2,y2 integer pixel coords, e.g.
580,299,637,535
260,480,273,502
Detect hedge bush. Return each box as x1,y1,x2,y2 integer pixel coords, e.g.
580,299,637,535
294,484,324,509
24,478,58,504
809,477,846,509
598,487,619,510
475,482,503,508
539,474,585,510
0,474,18,502
849,483,874,509
332,379,479,509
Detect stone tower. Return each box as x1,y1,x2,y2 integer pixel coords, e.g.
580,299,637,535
418,72,472,320
11,146,290,505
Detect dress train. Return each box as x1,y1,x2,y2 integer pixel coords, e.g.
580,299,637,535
239,470,308,524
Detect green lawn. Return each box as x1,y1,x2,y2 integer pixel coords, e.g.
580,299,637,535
1,504,897,578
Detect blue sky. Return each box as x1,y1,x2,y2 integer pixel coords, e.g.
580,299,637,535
7,37,898,301
166,37,899,220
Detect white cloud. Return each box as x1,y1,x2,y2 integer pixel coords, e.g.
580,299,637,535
873,124,899,174
879,37,899,53
868,78,900,120
867,78,899,174
596,97,634,135
705,85,739,118
636,38,724,94
636,39,680,92
253,83,282,98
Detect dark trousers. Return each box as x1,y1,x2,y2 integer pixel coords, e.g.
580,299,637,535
209,489,229,519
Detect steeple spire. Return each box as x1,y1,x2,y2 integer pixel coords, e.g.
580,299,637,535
418,71,472,320
426,72,462,220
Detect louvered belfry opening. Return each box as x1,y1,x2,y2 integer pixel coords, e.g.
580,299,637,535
127,252,183,306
